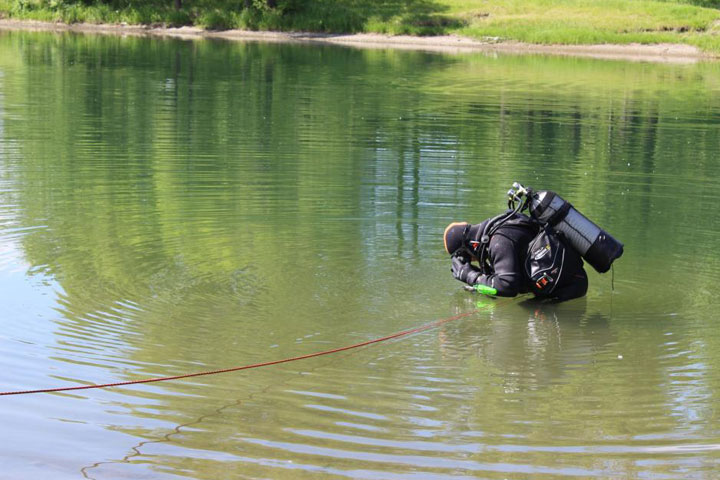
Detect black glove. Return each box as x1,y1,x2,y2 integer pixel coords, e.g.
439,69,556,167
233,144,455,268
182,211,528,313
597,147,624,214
451,254,481,285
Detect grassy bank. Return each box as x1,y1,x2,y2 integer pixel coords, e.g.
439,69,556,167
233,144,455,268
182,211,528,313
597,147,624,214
2,0,720,52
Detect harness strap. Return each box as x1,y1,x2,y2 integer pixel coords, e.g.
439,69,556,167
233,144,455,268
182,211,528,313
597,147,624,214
466,208,540,276
471,210,514,274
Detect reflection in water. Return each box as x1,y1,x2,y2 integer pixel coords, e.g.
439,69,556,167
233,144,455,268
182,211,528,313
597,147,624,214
1,30,720,479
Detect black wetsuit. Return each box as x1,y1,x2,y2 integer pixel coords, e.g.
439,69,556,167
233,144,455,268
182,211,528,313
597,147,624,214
469,214,588,301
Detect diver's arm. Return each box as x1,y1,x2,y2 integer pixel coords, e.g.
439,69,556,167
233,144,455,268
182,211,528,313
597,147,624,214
451,253,482,285
473,235,524,297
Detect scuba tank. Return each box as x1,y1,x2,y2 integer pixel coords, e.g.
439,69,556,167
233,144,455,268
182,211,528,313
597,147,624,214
509,183,623,274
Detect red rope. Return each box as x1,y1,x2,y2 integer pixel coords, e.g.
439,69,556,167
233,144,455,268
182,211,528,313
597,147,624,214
1,309,481,397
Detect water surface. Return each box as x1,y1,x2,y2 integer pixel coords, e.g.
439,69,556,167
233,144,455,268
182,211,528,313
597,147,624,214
1,31,720,479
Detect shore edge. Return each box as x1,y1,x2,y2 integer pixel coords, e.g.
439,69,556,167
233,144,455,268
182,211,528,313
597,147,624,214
0,18,712,63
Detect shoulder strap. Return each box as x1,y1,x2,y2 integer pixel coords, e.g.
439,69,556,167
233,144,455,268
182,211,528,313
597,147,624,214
471,210,513,274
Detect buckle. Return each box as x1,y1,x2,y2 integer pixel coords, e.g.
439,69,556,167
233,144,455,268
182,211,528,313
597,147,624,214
535,273,553,290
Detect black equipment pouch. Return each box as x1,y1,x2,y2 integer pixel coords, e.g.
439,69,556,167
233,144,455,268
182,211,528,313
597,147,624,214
525,227,567,297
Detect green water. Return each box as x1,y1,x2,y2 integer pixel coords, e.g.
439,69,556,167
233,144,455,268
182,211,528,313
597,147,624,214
1,30,720,479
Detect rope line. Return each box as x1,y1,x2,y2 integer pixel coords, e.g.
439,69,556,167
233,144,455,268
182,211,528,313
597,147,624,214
1,308,489,397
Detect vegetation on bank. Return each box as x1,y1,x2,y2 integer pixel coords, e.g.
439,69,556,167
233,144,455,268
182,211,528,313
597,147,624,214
2,0,720,52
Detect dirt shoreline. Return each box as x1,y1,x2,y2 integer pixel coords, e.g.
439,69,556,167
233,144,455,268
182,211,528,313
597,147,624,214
0,18,712,63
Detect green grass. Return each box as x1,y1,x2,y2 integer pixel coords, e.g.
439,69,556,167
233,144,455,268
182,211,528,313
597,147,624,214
2,0,720,52
450,0,720,46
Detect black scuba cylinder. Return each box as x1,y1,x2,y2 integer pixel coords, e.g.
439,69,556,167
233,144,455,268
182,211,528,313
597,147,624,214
526,190,623,273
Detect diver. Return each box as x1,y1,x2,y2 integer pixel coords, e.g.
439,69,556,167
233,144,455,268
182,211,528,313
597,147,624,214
444,215,588,302
443,183,623,302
